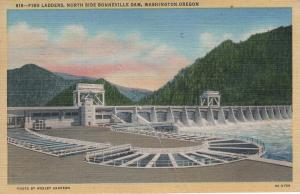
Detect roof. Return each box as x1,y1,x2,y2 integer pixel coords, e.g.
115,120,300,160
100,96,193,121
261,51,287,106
201,91,220,97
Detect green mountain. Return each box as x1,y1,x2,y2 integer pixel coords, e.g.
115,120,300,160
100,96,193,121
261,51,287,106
8,64,76,106
113,84,153,102
8,64,133,106
8,26,291,107
139,26,292,106
47,79,134,106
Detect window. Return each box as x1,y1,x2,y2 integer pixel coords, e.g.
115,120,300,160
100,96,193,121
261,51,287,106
51,112,59,117
65,112,72,116
96,115,103,119
42,113,51,117
65,112,78,117
103,115,111,119
32,113,41,117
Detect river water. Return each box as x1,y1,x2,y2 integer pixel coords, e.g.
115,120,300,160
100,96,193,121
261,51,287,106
177,120,292,162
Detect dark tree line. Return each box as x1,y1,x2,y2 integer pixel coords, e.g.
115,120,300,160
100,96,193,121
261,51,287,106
139,26,292,106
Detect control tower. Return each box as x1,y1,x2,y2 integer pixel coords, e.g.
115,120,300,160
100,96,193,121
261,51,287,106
200,91,220,107
73,83,105,107
73,83,105,126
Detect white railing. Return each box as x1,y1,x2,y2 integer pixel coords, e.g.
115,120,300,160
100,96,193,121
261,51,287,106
111,125,265,157
134,145,205,154
176,131,266,156
86,144,132,159
25,128,110,147
8,129,111,157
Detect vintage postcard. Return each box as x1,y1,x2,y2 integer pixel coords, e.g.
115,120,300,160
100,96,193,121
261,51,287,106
0,0,299,193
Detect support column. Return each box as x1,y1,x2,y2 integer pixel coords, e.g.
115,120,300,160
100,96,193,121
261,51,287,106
217,107,226,124
102,92,105,106
81,99,95,126
228,107,237,123
59,111,64,121
14,117,17,128
267,107,275,120
150,106,158,123
166,107,175,122
244,107,254,121
207,107,216,125
260,107,269,120
132,107,138,123
253,107,262,121
274,106,283,120
24,111,32,128
77,92,80,106
112,107,117,123
279,106,288,119
286,105,292,119
195,107,203,126
236,107,246,122
113,106,117,115
217,96,221,106
181,107,190,126
73,92,76,106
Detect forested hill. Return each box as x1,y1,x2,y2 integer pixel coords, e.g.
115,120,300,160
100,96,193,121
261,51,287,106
8,64,76,106
8,64,133,106
139,26,292,106
114,85,153,102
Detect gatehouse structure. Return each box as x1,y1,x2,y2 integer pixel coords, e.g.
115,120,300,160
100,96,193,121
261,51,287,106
200,91,221,107
73,83,105,106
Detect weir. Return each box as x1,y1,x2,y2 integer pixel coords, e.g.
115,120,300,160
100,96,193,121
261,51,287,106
244,107,254,121
7,85,292,129
8,105,292,129
252,107,262,121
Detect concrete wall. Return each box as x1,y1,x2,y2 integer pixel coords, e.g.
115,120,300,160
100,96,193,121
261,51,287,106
8,105,292,129
100,105,292,126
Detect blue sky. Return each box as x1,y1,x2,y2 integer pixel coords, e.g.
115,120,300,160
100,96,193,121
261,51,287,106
8,8,291,90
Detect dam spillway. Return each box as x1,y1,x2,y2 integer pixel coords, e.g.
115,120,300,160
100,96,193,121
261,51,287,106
107,105,292,126
7,84,292,130
8,105,292,130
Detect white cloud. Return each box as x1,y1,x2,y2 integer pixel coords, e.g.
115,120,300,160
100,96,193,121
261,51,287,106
199,32,215,50
199,32,233,56
8,22,189,90
239,25,275,41
9,22,48,49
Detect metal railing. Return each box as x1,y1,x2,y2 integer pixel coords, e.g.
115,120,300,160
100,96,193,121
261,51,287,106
25,128,110,147
135,145,205,154
86,144,132,160
86,156,239,168
174,130,265,156
8,129,111,157
111,125,265,156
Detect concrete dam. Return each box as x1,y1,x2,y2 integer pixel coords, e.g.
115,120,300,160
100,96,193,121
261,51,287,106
7,83,292,130
8,104,292,130
109,105,292,126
